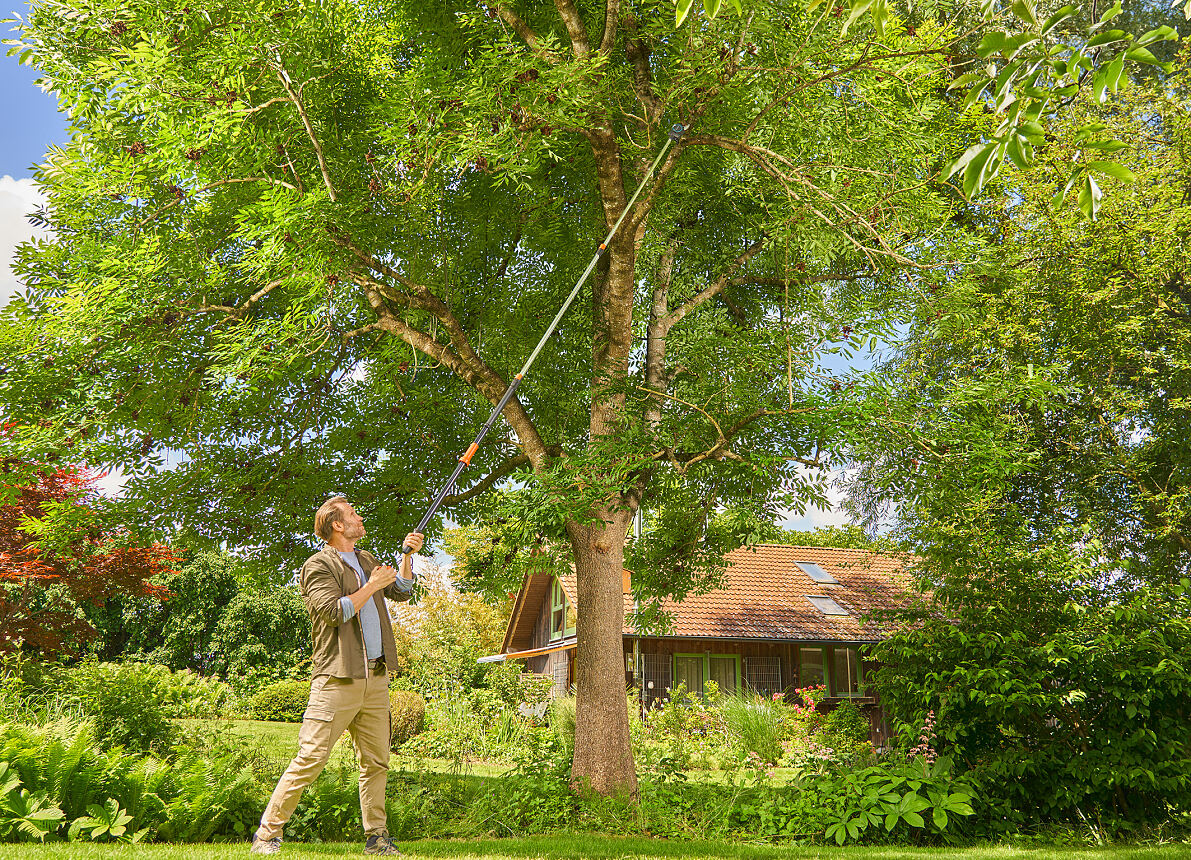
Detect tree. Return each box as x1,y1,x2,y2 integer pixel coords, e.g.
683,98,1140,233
0,453,177,656
845,56,1191,830
0,0,1172,793
846,58,1191,585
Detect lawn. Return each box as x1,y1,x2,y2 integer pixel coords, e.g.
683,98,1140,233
5,837,1191,859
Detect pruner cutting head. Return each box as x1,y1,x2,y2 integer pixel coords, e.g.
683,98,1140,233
669,123,686,142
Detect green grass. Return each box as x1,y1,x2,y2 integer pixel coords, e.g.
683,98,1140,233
5,838,1191,859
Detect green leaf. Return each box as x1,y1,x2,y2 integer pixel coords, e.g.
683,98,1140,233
1099,1,1123,24
1007,135,1031,170
1078,172,1102,220
1136,25,1177,46
933,806,949,829
703,0,723,19
726,0,743,13
1052,166,1082,209
1040,5,1076,35
977,32,1011,58
1085,30,1128,49
904,810,925,828
1125,46,1167,67
1086,160,1135,182
676,0,695,26
1011,0,1038,26
945,143,986,180
842,0,873,36
884,811,899,831
963,143,1000,199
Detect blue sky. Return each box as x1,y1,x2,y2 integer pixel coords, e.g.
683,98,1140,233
2,10,68,179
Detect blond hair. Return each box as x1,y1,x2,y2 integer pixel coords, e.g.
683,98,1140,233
314,496,352,542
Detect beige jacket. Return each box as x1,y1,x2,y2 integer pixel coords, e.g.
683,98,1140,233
299,545,415,679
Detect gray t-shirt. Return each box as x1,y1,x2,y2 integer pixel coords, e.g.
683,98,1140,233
337,551,383,660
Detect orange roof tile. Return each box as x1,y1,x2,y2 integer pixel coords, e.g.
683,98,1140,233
558,544,917,643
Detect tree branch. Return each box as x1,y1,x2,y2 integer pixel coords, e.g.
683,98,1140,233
598,0,620,55
665,236,767,331
493,4,556,63
440,445,563,506
553,0,591,58
623,15,660,123
273,57,339,202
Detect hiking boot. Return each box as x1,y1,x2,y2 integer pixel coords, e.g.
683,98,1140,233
250,834,282,855
365,834,402,855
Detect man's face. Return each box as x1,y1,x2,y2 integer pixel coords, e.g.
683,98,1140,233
334,503,366,540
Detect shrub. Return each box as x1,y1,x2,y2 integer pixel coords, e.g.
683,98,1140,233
0,720,264,843
58,662,176,753
818,700,873,766
719,693,785,765
548,696,576,759
248,680,311,723
389,690,426,748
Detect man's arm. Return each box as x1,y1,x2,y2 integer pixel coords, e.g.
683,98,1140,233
373,533,423,603
302,557,359,628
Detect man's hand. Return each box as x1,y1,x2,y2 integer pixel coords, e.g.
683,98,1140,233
402,532,424,554
368,564,398,591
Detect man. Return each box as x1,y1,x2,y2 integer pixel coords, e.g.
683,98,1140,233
251,496,424,856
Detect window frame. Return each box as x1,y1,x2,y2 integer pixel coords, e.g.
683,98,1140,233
549,578,575,641
672,652,741,698
798,645,829,691
831,645,865,698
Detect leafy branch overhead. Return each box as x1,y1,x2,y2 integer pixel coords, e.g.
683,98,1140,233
679,0,1185,219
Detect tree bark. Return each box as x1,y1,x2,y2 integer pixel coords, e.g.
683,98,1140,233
567,506,636,797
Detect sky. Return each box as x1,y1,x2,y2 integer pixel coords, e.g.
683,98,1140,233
0,22,852,536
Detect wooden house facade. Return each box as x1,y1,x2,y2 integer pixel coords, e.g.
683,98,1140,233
488,544,917,745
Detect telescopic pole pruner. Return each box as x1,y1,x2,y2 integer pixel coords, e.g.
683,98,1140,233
401,123,686,556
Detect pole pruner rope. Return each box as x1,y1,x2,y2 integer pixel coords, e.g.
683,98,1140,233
401,123,686,556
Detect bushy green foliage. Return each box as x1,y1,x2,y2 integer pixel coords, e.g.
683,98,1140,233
719,694,785,766
56,662,176,754
247,680,311,723
389,690,425,749
0,721,261,843
211,588,311,695
548,696,576,760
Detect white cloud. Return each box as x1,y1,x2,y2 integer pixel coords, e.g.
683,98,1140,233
778,466,853,533
0,175,47,307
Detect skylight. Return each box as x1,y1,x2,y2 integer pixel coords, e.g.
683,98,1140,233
796,562,840,585
807,596,849,616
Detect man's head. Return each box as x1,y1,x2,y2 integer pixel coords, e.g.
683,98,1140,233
314,496,365,543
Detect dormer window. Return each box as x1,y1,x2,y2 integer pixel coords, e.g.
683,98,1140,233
550,578,576,640
796,561,839,585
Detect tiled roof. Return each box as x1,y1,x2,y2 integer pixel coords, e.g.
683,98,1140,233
558,544,917,643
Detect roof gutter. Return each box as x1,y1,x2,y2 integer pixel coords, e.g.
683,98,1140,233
477,637,578,664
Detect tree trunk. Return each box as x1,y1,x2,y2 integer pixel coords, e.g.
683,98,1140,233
567,507,637,797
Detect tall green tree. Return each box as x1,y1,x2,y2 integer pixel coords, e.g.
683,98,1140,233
1,0,1171,792
850,58,1191,828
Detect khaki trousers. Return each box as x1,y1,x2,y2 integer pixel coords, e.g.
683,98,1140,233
256,667,391,840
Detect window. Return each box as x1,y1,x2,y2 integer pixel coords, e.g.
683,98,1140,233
807,595,849,615
799,647,825,688
674,653,741,698
796,561,839,585
550,579,575,641
832,646,864,697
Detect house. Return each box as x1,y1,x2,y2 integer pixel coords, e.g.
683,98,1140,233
485,543,917,744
